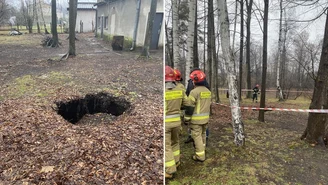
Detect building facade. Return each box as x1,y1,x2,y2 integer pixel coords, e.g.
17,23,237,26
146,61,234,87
76,2,97,32
95,0,163,49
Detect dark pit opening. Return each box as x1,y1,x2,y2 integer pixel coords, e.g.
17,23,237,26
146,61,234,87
56,92,131,124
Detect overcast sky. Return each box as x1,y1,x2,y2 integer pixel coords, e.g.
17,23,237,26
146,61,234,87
248,0,327,53
165,0,327,57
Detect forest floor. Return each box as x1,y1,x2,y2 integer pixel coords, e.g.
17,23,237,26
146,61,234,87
0,33,163,184
167,97,328,185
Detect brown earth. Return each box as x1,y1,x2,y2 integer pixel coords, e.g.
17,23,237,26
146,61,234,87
0,33,163,184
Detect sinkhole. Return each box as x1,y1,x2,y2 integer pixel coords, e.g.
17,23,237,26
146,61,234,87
56,92,131,124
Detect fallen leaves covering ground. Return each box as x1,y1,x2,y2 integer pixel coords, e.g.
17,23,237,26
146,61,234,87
0,33,163,184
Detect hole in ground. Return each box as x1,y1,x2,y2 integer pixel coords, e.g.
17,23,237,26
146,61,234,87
56,92,131,124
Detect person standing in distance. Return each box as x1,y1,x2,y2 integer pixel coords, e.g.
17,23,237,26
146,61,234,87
252,84,260,103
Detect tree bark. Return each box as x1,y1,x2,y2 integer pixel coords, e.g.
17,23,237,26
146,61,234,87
276,0,284,101
210,0,219,103
172,0,179,68
218,0,245,146
258,0,268,122
193,2,199,68
141,0,158,58
239,0,244,101
302,10,328,145
185,0,196,86
207,0,212,87
232,0,238,73
67,0,78,57
33,0,40,33
51,0,59,47
245,0,253,99
39,0,49,34
165,21,173,67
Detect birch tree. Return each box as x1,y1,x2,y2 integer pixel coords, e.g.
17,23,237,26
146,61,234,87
172,0,179,68
276,0,284,101
185,0,196,86
217,0,245,146
239,0,244,101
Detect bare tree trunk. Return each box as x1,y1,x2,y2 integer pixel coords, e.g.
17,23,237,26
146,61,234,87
276,0,284,101
61,0,77,59
218,0,245,146
207,0,212,86
172,0,179,68
141,0,158,58
39,0,49,34
185,0,196,86
51,0,59,47
245,0,253,99
259,0,269,122
301,10,328,146
33,0,40,33
239,0,244,101
232,0,238,72
209,0,219,102
193,2,199,68
203,0,206,72
165,21,173,67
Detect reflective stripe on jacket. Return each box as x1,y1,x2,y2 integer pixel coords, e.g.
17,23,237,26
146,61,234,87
186,86,211,124
165,85,188,128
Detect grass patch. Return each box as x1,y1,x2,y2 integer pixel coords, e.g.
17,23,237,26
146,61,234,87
3,71,72,99
167,111,315,184
0,34,40,45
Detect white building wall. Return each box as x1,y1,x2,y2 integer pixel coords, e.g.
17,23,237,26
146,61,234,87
76,10,96,32
97,0,164,48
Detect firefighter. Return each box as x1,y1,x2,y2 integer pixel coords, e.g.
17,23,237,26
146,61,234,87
174,69,185,91
165,66,187,179
185,68,210,144
252,84,260,102
185,69,211,162
174,69,186,135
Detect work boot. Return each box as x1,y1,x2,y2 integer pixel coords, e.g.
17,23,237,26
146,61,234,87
165,173,173,179
185,136,194,143
192,155,205,162
176,161,181,168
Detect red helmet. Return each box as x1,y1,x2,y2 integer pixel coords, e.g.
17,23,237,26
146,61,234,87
165,66,175,82
190,70,206,82
174,69,182,81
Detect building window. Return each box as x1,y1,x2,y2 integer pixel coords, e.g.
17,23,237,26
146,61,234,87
104,16,108,29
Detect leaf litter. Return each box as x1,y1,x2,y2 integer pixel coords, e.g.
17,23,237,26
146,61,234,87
0,33,163,184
